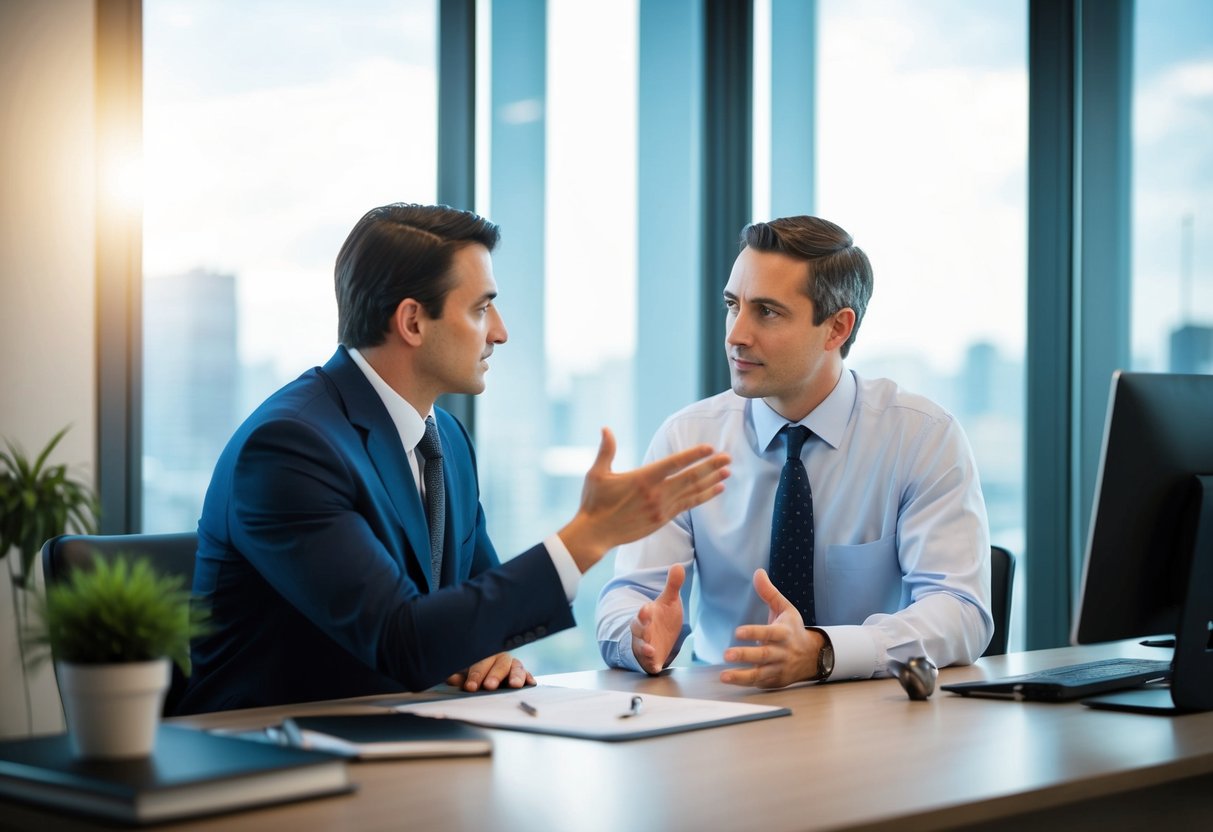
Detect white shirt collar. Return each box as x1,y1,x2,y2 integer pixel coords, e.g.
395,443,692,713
752,368,856,453
347,347,428,453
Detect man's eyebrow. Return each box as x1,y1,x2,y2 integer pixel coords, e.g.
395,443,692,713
475,291,498,304
723,289,792,312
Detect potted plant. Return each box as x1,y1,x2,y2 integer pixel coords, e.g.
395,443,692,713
0,426,98,730
25,555,207,759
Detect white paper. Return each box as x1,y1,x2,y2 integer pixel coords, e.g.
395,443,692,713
395,685,789,741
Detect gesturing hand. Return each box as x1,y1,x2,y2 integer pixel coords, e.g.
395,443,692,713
559,428,730,572
720,569,821,689
630,563,688,674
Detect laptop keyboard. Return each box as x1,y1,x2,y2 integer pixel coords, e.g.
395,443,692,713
1023,657,1171,684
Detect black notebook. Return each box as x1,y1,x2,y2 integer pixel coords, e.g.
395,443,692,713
940,657,1172,702
284,714,493,759
0,724,352,825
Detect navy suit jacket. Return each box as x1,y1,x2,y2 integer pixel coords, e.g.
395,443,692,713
176,347,575,714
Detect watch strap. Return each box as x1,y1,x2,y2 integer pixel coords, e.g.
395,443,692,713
807,627,834,681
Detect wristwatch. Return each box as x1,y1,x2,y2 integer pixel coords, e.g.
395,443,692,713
808,628,834,681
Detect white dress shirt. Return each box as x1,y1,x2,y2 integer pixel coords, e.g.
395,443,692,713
596,369,992,680
347,348,580,601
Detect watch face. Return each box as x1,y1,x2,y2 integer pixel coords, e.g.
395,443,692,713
819,646,834,677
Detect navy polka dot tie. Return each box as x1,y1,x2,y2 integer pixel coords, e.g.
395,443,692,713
769,425,815,625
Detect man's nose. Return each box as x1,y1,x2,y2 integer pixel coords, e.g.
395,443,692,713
726,310,749,346
490,307,508,344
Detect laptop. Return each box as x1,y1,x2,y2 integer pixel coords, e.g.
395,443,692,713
940,657,1172,702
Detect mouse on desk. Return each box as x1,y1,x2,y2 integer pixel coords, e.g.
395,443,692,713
888,657,938,701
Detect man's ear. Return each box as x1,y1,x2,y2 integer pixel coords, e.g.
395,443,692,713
393,298,426,347
825,308,856,353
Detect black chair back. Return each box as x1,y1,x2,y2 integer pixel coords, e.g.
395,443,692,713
983,545,1016,657
40,532,199,716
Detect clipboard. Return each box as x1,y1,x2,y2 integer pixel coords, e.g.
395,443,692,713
395,685,791,742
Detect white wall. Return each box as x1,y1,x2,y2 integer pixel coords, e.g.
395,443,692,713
0,0,98,738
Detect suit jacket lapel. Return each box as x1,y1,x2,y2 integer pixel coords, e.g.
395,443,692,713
321,347,438,591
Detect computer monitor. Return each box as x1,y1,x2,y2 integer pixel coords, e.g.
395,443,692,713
1072,371,1213,712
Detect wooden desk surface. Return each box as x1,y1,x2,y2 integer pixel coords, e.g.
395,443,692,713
8,641,1213,832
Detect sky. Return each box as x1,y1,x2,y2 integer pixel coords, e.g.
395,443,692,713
812,0,1028,375
142,0,1212,382
143,0,438,375
1131,0,1213,369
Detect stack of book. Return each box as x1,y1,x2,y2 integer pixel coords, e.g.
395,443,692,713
0,724,352,825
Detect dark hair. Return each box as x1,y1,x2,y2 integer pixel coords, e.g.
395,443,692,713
741,216,873,358
335,203,501,348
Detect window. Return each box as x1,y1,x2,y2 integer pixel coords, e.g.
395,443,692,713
475,0,654,674
141,1,439,531
1131,0,1213,373
137,0,1033,669
808,0,1029,647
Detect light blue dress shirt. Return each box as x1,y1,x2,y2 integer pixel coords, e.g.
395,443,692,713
596,370,992,680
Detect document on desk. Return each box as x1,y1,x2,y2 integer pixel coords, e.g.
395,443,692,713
394,685,790,741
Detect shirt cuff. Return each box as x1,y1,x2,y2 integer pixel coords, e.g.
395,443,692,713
818,625,881,681
601,621,690,674
609,630,646,673
543,533,580,603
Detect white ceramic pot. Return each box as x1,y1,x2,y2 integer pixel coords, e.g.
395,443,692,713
56,658,171,760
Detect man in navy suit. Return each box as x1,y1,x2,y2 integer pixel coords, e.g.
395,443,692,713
176,204,730,714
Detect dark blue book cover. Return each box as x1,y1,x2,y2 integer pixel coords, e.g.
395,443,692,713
0,724,351,825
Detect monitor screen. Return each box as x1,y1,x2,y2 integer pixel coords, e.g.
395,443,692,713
1072,371,1213,645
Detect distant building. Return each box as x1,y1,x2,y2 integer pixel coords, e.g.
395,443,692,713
143,269,239,532
1169,324,1213,375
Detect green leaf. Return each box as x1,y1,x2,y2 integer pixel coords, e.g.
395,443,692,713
0,426,98,590
30,426,67,479
24,553,210,674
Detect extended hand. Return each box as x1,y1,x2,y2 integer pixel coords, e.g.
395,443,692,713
720,569,820,689
559,428,730,571
631,563,687,674
446,652,535,692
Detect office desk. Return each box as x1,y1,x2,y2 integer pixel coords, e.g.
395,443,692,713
6,641,1213,832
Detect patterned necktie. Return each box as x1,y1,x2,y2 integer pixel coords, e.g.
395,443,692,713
418,416,445,588
769,425,815,624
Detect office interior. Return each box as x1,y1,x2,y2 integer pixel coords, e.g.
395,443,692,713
1,0,1210,741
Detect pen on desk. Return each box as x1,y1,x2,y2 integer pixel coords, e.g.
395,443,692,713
279,717,307,747
518,701,539,717
618,695,643,719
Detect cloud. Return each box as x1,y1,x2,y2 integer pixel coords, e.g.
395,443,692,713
144,57,437,367
816,5,1029,372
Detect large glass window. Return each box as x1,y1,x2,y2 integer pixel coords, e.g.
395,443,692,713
139,0,1034,670
142,1,438,532
476,0,654,674
1131,0,1213,373
808,0,1029,648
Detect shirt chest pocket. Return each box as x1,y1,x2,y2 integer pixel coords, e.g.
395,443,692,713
822,534,901,623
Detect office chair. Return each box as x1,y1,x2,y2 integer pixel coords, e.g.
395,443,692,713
41,532,199,716
983,545,1016,657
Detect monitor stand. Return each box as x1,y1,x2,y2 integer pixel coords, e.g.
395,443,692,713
1082,683,1196,715
1083,474,1213,716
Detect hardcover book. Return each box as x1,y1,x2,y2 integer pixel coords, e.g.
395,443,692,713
0,724,352,825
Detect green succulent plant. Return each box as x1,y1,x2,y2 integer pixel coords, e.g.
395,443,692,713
26,554,208,674
1,426,99,589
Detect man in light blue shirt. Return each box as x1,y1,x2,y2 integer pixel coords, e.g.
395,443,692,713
596,215,992,688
